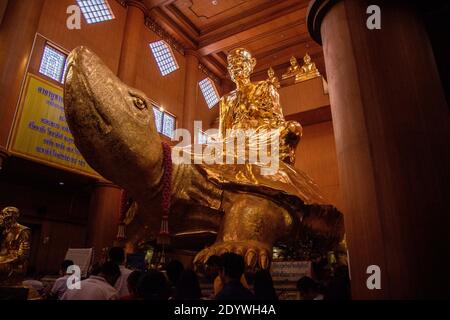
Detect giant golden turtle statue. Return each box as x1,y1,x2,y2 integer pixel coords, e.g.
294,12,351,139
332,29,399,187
63,46,344,269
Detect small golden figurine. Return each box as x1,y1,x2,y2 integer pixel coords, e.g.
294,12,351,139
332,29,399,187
282,56,301,79
0,207,30,279
295,53,321,82
267,67,280,89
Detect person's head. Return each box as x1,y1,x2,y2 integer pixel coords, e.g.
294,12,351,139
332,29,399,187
108,246,126,265
165,259,184,286
0,206,19,230
220,252,245,282
174,269,201,300
60,259,74,275
127,270,143,296
205,255,222,278
296,276,319,300
253,270,277,300
227,48,256,83
136,270,169,300
99,261,121,287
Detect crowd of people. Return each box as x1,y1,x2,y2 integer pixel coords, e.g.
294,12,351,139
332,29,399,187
21,247,350,300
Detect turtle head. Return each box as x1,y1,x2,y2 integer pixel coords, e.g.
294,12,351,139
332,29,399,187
64,46,162,191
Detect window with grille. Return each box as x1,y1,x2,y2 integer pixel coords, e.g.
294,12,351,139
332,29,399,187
76,0,115,24
149,41,179,76
39,45,68,84
153,105,176,139
199,78,220,109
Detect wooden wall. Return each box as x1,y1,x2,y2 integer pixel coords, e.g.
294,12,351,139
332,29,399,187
295,121,342,210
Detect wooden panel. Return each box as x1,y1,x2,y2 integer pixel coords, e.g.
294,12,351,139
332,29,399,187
279,76,330,116
294,121,341,210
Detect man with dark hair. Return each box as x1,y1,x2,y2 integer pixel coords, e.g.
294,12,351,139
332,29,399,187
165,259,184,298
120,270,142,300
215,253,254,300
49,259,74,299
136,270,169,300
296,276,323,300
108,246,133,298
62,261,120,300
207,254,249,297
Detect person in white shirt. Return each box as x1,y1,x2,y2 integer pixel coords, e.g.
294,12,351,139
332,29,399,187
61,261,120,300
49,260,74,300
108,247,133,298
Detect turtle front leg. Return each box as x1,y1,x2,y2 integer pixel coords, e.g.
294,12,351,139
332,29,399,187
194,192,293,269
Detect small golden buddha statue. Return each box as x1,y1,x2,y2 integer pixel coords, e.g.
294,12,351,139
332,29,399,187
0,207,30,280
267,67,280,89
282,56,300,79
295,53,321,82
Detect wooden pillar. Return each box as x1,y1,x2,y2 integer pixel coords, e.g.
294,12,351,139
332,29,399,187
307,0,450,299
117,1,145,86
0,0,44,147
87,182,122,262
183,50,200,135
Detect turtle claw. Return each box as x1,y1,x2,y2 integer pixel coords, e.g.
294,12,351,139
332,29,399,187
193,240,272,270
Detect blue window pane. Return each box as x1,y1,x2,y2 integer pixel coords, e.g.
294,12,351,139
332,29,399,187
39,45,67,83
199,78,220,108
76,0,115,24
149,41,179,76
162,113,175,138
153,106,163,133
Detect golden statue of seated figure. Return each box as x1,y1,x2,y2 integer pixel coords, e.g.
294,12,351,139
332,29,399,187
220,48,302,164
295,53,321,82
282,56,301,79
267,67,280,89
0,207,30,281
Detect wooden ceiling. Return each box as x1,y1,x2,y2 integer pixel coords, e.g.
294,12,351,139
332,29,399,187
141,0,325,82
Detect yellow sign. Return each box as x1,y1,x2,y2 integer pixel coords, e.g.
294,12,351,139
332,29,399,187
9,73,99,178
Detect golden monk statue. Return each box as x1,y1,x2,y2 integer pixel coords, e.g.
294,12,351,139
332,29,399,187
267,67,280,89
282,56,301,79
0,207,30,280
63,46,344,270
295,53,321,82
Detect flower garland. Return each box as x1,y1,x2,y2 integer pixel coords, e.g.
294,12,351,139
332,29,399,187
116,190,132,240
116,142,172,244
157,141,172,245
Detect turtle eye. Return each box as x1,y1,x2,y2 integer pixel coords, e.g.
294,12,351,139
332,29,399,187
132,95,147,110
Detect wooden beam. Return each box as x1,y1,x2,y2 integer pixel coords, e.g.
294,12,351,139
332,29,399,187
254,42,323,73
199,56,226,80
143,0,175,9
161,4,200,39
199,0,308,41
198,7,308,56
285,105,332,126
149,7,197,49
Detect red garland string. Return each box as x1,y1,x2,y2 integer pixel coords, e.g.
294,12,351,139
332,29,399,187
117,190,131,240
158,142,172,244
